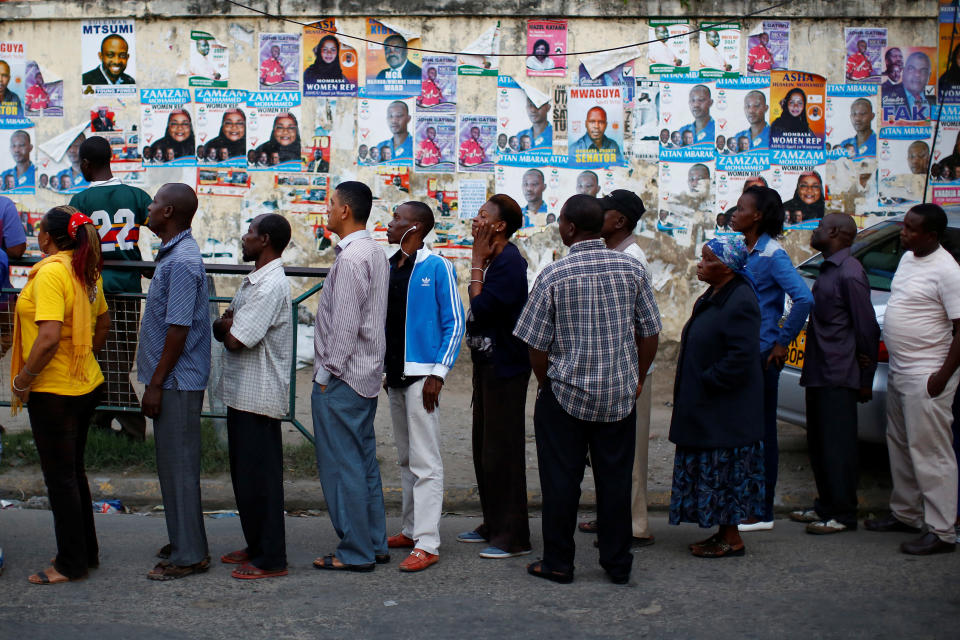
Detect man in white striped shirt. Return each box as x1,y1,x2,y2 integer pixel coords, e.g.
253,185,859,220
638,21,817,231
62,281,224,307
311,182,391,572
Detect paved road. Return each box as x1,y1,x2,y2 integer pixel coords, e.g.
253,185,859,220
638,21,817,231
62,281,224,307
0,509,956,639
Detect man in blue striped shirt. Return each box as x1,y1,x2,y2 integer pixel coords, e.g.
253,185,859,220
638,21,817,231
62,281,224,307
138,183,212,581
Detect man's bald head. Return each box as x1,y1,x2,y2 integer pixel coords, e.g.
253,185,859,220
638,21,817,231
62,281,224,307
160,182,199,223
824,212,857,245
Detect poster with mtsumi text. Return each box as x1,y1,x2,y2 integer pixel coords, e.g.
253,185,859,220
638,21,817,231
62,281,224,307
457,114,496,172
0,42,26,118
699,23,741,79
81,19,137,96
365,19,423,98
302,20,358,98
525,20,567,77
140,88,195,167
194,89,247,167
245,91,302,171
747,21,789,75
844,28,886,83
259,33,300,91
414,114,455,173
648,19,690,75
417,55,457,112
567,86,626,167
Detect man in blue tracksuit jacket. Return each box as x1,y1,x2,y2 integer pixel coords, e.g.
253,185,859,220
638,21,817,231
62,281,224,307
383,201,465,573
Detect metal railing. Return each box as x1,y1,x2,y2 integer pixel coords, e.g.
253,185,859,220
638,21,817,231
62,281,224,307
3,258,328,444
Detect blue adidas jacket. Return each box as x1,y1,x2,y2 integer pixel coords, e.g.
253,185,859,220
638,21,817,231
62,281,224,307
400,247,465,379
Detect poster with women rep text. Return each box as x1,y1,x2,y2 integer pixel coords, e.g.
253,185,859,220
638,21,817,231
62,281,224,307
140,88,195,167
525,20,567,77
938,23,960,104
194,89,247,167
302,20,358,97
245,91,302,171
769,71,826,161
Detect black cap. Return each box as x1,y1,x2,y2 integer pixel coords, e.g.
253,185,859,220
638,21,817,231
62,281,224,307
598,189,646,225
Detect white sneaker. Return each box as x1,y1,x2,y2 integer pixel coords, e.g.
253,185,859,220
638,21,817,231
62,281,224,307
737,519,775,532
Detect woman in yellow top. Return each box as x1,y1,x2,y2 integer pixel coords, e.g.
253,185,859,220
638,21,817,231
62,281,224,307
12,206,110,585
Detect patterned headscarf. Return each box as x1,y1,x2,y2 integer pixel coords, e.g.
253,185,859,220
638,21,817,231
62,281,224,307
705,236,757,295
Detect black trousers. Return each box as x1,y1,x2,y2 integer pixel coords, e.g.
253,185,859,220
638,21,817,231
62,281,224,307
805,386,860,528
28,385,105,579
471,363,531,553
227,407,287,570
534,382,635,580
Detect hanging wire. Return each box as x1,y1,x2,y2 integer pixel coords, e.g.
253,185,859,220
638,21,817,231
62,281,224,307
222,0,796,57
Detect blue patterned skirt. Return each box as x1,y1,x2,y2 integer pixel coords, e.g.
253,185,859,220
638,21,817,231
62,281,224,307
669,442,766,528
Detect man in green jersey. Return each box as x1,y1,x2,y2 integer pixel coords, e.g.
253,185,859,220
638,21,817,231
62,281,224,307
69,136,152,440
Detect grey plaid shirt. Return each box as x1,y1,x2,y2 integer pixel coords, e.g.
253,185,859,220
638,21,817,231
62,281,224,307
514,238,661,422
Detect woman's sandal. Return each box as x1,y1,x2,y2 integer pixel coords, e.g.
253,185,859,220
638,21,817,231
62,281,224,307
690,539,746,558
29,567,81,585
526,560,574,584
312,554,375,573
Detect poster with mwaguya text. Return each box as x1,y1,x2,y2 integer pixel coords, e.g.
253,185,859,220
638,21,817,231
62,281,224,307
194,89,247,167
567,86,626,167
80,19,137,97
140,88,195,167
302,20,359,98
0,42,26,118
245,91,302,171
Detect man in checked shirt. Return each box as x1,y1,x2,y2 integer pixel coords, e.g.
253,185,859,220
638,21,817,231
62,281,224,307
514,194,661,586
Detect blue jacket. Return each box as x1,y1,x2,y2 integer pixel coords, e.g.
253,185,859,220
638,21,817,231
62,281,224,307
746,234,814,353
401,247,465,379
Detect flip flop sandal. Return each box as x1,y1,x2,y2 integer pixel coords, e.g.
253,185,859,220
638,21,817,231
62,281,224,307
312,554,375,573
691,540,746,558
220,550,251,564
231,563,289,580
526,560,574,584
28,568,76,585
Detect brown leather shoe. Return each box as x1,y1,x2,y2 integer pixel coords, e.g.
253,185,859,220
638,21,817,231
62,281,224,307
387,533,415,549
398,548,438,572
864,513,922,533
900,532,956,556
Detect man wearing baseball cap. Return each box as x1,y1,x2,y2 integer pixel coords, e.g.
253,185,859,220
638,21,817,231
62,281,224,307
579,189,656,547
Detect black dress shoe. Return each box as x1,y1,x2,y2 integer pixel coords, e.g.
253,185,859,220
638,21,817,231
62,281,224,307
900,532,956,555
863,513,922,533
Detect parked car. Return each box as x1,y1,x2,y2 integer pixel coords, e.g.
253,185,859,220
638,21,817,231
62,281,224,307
777,210,960,442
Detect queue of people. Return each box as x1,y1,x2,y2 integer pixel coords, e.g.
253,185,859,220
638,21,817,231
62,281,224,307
7,172,960,587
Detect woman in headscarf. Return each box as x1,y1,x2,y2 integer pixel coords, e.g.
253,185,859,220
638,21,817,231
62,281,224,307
668,236,765,558
202,109,246,161
770,88,811,137
303,35,345,84
13,206,109,584
152,109,196,161
782,170,825,222
253,112,301,164
938,43,960,102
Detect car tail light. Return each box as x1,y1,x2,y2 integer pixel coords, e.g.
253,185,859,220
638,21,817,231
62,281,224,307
877,340,889,363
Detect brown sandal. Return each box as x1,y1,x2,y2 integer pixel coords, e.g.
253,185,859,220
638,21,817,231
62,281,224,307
690,539,746,558
147,557,211,581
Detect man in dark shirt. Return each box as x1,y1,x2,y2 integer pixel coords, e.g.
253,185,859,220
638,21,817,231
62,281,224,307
795,213,880,534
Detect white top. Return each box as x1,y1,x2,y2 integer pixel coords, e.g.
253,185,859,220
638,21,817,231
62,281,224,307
526,56,556,71
699,44,727,70
222,258,293,418
649,40,676,66
884,246,960,376
615,236,654,374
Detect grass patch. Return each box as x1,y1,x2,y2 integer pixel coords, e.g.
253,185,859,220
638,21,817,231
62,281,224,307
1,420,319,477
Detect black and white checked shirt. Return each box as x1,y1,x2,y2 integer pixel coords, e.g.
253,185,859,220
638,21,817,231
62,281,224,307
514,238,661,422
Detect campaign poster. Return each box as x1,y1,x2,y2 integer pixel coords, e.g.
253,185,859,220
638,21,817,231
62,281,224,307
194,89,247,167
658,73,717,149
825,84,879,212
769,71,827,155
140,88,195,167
458,22,500,77
657,154,714,237
303,136,331,173
714,169,773,233
357,92,415,167
878,132,933,206
845,28,886,83
497,76,553,160
458,178,488,218
929,105,960,206
414,114,456,173
259,33,300,91
747,21,789,75
24,61,63,117
547,166,621,203
494,160,565,228
417,55,457,112
567,86,626,167
768,163,827,229
375,165,411,194
699,23,741,79
880,46,937,127
552,84,568,143
648,20,691,75
457,114,496,173
938,23,960,104
245,91,302,171
302,20,359,98
196,167,251,197
188,30,229,88
633,79,660,160
96,124,142,172
276,172,329,213
0,42,26,119
80,19,137,96
38,131,90,195
526,20,567,77
365,19,423,98
0,121,37,194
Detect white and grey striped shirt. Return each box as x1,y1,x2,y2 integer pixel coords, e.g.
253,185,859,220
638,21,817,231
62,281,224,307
314,230,389,398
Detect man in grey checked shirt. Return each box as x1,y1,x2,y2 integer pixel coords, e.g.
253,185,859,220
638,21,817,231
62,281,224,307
311,181,391,572
213,214,293,580
514,194,661,586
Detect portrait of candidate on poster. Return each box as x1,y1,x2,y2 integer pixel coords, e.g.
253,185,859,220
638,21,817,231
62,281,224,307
880,46,937,126
188,30,229,88
567,86,626,167
302,20,358,98
457,114,496,173
80,19,137,96
194,89,247,167
495,164,555,228
698,23,741,79
259,33,300,91
844,27,886,83
769,70,827,153
414,114,455,173
357,94,415,167
24,60,63,117
245,91,302,171
0,123,37,194
140,88,195,167
746,21,790,75
648,19,690,75
525,20,567,77
365,19,422,98
0,42,26,118
417,55,457,112
497,76,553,158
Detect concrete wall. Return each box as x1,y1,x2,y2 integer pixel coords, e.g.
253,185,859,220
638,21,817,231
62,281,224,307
0,2,940,339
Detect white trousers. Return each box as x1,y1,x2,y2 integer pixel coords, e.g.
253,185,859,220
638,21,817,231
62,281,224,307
389,378,444,555
631,374,653,538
